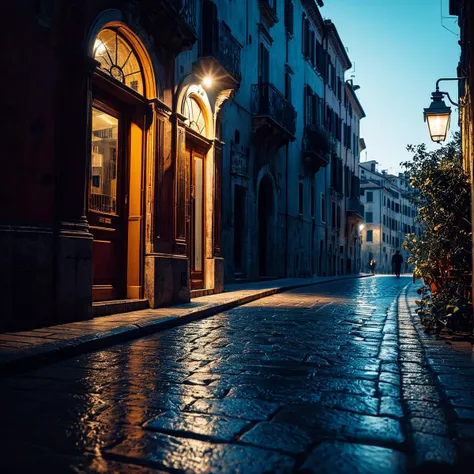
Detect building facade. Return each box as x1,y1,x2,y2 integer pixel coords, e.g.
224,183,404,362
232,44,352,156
0,0,365,331
220,2,366,283
360,161,421,274
449,0,474,309
0,0,240,331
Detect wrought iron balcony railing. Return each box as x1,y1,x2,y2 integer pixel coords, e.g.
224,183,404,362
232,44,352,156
251,83,297,137
202,21,241,82
347,197,365,219
169,0,197,31
302,124,331,172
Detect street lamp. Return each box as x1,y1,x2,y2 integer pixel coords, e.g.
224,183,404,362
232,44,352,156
202,76,213,88
359,224,365,232
424,77,466,143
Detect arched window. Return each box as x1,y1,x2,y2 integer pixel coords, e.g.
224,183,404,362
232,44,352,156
93,28,144,95
184,96,207,136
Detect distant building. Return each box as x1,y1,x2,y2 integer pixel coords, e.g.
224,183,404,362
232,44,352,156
360,161,421,274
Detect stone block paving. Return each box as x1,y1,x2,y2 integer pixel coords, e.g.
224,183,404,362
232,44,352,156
0,276,473,473
0,274,368,374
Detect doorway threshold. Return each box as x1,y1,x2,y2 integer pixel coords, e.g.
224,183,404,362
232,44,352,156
92,299,149,317
191,288,215,298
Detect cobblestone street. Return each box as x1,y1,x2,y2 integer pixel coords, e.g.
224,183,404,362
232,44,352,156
2,276,474,473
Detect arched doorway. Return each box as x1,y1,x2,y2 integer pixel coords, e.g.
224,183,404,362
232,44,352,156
88,25,153,301
182,91,211,290
258,175,274,278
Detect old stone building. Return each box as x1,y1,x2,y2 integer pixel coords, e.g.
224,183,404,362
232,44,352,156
0,0,365,331
360,161,421,274
0,0,239,330
220,1,366,283
449,0,474,306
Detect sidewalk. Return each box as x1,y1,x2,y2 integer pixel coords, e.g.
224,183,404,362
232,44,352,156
0,273,370,375
399,282,474,466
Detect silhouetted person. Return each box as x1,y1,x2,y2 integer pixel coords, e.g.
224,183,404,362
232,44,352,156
369,259,376,275
392,250,403,278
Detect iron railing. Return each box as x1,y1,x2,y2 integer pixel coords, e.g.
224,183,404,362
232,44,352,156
251,82,297,136
347,198,365,218
303,124,331,158
203,21,241,81
170,0,197,30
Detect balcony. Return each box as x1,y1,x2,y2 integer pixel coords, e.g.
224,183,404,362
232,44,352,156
251,83,297,143
259,0,279,28
346,197,365,220
196,20,242,87
141,0,197,54
302,124,331,173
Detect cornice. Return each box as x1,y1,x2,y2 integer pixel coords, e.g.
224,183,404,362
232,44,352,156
344,82,366,118
324,20,352,71
301,0,325,36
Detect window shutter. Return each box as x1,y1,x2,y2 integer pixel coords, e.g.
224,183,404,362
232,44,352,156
305,86,313,125
285,0,294,35
285,72,292,102
303,18,310,57
310,31,315,65
312,93,319,125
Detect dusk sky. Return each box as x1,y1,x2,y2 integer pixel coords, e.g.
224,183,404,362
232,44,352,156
321,0,461,174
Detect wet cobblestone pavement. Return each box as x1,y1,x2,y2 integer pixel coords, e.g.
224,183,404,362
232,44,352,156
1,276,473,473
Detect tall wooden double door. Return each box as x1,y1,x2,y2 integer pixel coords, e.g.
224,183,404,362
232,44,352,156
187,148,205,290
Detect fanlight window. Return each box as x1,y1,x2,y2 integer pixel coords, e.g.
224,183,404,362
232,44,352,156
184,96,207,136
93,28,144,95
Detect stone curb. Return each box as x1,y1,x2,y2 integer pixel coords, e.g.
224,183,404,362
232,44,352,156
0,274,371,377
398,282,458,467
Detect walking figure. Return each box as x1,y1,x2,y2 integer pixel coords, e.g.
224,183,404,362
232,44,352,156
369,259,376,275
392,250,403,278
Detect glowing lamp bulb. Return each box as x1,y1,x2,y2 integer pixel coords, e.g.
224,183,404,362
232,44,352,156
202,76,213,88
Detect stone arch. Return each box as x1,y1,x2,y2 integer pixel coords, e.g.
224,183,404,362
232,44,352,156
86,9,161,100
178,82,215,140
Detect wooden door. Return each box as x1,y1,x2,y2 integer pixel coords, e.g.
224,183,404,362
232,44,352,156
189,150,205,289
88,105,127,301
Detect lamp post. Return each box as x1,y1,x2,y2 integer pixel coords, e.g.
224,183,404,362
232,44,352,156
424,77,467,143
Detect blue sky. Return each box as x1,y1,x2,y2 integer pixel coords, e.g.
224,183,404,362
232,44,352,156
321,0,461,174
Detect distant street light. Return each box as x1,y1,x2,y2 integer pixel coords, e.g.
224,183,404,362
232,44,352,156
359,224,365,232
424,77,466,143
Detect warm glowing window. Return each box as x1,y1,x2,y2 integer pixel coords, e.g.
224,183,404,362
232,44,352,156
90,108,118,214
93,28,144,95
184,96,207,135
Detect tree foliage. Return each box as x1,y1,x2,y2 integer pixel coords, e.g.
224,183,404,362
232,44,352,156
401,133,472,333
